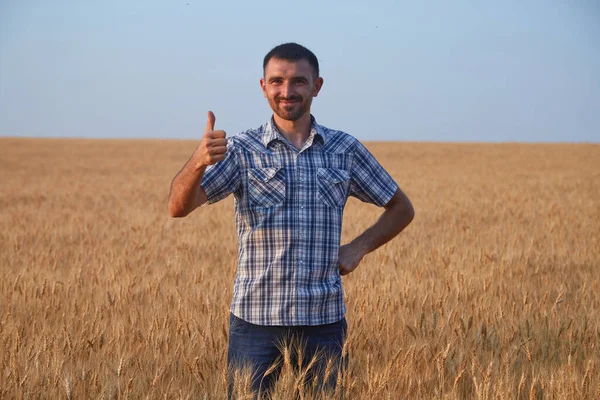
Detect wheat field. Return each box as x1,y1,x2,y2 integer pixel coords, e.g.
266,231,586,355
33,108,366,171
0,138,599,399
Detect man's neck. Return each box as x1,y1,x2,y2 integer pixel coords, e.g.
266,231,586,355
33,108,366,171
273,112,312,150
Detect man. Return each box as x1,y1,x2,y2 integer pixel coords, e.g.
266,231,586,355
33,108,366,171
168,43,414,397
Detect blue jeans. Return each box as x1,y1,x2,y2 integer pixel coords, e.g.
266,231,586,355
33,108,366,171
227,313,347,399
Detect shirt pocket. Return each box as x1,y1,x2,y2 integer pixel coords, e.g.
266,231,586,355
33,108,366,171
247,166,286,208
317,168,350,208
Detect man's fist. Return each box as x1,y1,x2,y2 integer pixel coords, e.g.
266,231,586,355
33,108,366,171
338,242,366,276
193,111,228,169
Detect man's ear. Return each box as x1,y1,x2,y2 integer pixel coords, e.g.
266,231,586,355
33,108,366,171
312,77,324,97
260,78,268,98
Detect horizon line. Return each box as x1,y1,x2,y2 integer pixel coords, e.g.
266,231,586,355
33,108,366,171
1,135,599,145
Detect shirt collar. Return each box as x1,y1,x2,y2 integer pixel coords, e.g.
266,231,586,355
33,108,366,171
262,115,327,148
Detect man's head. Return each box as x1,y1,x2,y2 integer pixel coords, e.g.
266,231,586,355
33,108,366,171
260,43,323,122
263,42,320,79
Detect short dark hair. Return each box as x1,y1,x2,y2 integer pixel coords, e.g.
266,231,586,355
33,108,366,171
263,43,320,78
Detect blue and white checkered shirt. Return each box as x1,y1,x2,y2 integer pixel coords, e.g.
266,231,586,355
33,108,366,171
201,116,398,326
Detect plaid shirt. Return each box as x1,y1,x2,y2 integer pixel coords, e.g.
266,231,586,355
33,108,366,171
201,116,398,326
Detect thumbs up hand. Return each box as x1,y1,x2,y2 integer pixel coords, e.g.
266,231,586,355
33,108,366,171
193,111,228,169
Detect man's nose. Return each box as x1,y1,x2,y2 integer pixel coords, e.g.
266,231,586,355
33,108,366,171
281,82,293,98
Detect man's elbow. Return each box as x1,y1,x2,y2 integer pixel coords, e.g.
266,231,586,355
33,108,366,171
406,203,415,224
387,190,414,226
168,200,188,218
402,200,415,225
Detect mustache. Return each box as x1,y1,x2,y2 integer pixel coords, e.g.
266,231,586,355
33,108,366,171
276,96,302,102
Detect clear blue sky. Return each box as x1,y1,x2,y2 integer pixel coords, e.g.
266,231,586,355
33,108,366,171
1,0,599,142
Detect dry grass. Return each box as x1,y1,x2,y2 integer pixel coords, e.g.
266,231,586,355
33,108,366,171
0,137,599,399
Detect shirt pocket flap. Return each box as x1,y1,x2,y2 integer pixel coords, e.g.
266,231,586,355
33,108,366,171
317,168,350,184
248,166,282,183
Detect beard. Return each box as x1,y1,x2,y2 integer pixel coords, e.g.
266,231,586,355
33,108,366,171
268,94,312,121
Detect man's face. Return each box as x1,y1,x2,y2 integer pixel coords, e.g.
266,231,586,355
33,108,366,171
260,58,323,122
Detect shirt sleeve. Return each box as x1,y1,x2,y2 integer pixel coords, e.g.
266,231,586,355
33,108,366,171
349,140,398,207
200,137,241,204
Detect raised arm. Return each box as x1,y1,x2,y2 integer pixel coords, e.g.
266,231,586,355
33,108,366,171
338,187,414,275
168,111,227,218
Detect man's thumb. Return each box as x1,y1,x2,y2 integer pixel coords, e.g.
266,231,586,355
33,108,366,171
205,111,216,133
